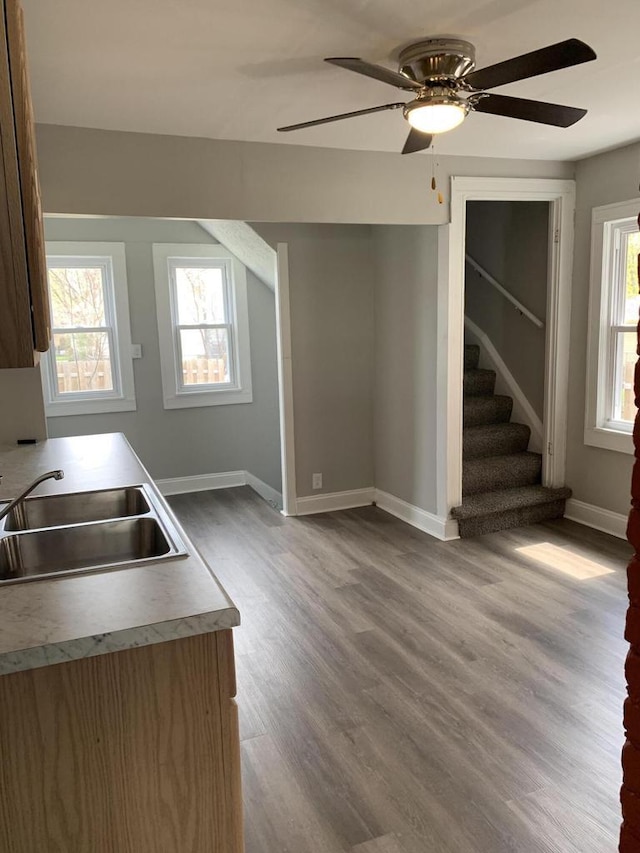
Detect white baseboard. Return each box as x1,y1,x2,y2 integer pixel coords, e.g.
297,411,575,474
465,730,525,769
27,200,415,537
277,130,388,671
157,469,283,506
564,498,627,540
245,471,283,508
157,471,246,496
374,489,459,541
295,488,375,516
157,474,460,542
464,316,544,453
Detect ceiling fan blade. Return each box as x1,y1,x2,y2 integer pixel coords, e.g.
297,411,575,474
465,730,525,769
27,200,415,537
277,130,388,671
401,129,433,155
465,39,596,90
277,102,404,132
325,57,421,91
472,93,587,127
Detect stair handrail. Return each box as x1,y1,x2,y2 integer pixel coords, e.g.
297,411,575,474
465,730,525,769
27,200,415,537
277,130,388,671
465,254,544,329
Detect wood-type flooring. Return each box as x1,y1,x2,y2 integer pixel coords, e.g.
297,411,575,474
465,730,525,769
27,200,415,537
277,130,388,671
169,487,630,853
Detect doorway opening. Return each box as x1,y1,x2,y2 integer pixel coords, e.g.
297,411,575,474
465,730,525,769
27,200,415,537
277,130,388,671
438,177,576,536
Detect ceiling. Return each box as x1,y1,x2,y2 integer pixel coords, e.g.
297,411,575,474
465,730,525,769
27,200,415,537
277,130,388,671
21,0,640,162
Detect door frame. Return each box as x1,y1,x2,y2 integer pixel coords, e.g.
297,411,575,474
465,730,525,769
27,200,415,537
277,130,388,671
275,243,297,515
437,176,576,521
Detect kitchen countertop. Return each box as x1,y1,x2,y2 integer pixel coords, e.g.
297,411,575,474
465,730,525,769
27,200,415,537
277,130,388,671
0,433,239,676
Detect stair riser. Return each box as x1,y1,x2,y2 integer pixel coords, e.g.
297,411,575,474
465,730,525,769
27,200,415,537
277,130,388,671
463,454,542,496
463,425,531,460
463,396,513,427
464,371,496,396
457,500,566,538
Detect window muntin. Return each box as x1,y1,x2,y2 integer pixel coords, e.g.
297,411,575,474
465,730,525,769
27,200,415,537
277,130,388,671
153,244,252,409
585,201,639,454
42,242,136,417
169,261,234,390
46,258,120,399
602,220,638,431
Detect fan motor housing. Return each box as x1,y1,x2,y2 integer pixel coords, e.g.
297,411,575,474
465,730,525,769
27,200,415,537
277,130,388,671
399,38,476,84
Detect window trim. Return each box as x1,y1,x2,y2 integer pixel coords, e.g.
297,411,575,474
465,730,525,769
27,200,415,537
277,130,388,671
585,199,638,454
42,242,136,417
152,244,253,409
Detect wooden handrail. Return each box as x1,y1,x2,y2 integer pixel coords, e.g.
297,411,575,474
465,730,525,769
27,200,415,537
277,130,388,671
465,254,545,329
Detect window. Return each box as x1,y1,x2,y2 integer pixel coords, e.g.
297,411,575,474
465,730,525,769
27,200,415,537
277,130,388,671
585,200,639,454
42,242,136,416
152,244,252,408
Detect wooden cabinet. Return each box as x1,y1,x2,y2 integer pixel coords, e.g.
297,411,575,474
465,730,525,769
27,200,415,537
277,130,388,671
0,0,50,368
0,630,244,852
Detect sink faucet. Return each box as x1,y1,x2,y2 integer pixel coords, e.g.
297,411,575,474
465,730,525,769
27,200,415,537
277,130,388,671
0,470,65,523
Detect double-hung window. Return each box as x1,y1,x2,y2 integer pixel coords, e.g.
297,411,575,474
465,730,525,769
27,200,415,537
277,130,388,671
585,200,640,453
152,244,252,408
42,242,136,416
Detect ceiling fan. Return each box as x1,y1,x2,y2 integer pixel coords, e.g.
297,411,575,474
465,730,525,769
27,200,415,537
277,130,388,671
277,38,597,154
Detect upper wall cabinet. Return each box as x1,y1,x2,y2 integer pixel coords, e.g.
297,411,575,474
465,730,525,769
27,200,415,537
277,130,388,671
0,0,49,368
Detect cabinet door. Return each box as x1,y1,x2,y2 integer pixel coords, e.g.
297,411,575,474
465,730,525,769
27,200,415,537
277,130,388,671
0,0,49,368
6,0,50,354
0,0,32,368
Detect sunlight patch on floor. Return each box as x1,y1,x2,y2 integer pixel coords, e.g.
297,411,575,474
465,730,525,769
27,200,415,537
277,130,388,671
515,542,616,580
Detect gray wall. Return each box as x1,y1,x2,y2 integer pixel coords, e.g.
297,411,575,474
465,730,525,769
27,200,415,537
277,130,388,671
31,124,574,506
0,367,47,444
465,201,549,419
42,123,635,516
35,124,573,227
44,217,282,489
255,223,375,498
373,226,439,514
566,141,639,517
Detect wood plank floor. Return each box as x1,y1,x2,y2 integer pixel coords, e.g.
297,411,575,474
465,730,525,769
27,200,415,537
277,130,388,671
169,488,631,853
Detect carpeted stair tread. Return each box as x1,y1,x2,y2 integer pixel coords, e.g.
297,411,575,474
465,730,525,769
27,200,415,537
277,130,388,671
457,336,571,536
463,423,531,459
464,394,513,427
451,485,572,520
464,345,480,370
464,368,496,397
463,451,541,495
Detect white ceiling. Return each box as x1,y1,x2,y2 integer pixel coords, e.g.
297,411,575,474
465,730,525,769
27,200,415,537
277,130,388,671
22,0,640,161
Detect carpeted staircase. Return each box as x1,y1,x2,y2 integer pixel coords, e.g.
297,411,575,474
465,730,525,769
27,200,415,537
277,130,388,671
451,344,571,537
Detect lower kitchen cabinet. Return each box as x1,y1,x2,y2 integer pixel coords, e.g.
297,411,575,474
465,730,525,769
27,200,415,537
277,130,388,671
0,629,244,852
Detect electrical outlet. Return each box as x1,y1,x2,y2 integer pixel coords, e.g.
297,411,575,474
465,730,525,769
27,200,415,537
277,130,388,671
312,473,322,490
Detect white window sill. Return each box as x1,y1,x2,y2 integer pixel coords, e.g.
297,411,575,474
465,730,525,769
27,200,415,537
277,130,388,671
584,425,633,455
45,396,137,417
163,388,253,409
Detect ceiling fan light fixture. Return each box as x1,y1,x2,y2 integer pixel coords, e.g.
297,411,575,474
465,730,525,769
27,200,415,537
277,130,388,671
404,98,468,134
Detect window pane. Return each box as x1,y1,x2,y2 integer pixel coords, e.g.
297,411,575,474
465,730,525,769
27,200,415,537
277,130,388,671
613,331,636,423
624,231,640,324
179,328,230,386
53,332,114,393
174,266,226,325
48,266,107,328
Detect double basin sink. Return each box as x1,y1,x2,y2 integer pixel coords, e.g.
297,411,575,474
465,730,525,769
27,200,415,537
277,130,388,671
0,485,187,585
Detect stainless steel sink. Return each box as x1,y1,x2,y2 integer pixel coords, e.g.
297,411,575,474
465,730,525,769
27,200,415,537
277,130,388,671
3,486,150,531
0,518,171,581
0,484,187,585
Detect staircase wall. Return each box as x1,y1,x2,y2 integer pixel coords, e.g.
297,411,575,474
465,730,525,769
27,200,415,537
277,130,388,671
465,200,548,421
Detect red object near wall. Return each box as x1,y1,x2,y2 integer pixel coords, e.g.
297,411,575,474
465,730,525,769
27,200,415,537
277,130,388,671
620,212,640,851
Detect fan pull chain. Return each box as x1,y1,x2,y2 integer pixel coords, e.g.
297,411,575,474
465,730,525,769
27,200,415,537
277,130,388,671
429,142,444,204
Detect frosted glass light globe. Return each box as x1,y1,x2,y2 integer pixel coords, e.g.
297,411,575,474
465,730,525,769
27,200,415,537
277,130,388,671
405,102,467,134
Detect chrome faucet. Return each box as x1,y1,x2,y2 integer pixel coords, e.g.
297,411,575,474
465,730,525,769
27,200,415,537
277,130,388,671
0,470,65,523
